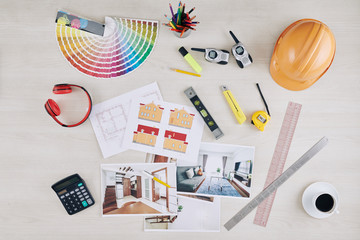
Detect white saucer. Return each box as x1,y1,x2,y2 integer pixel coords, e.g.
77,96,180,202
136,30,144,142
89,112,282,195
302,182,339,219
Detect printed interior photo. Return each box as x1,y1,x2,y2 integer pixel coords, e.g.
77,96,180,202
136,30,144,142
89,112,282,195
176,142,255,198
144,194,220,232
101,163,177,216
145,153,178,164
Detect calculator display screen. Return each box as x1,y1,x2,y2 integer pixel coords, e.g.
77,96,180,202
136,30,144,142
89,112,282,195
53,176,80,192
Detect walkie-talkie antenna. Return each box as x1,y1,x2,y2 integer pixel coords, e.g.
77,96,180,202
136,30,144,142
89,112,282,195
229,31,239,44
191,48,206,52
256,83,271,116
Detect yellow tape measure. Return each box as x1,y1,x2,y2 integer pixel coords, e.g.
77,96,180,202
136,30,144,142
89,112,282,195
251,83,271,131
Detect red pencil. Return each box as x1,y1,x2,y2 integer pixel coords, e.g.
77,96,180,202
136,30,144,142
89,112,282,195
180,28,186,37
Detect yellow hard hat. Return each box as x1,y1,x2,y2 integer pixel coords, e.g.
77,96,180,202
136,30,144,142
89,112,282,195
270,19,336,91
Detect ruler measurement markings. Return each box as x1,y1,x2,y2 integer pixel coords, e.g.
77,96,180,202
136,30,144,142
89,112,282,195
254,102,302,227
224,137,328,231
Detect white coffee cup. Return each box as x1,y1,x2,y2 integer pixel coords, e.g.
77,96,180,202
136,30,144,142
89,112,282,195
302,182,339,219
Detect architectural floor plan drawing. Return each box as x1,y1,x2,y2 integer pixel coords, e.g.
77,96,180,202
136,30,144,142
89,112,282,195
89,82,163,158
96,105,127,142
123,99,204,160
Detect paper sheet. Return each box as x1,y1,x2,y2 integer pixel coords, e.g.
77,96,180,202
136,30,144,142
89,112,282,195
90,82,163,158
122,99,204,160
144,194,220,232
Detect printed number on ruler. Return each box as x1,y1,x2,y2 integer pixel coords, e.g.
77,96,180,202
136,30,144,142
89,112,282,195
253,101,302,227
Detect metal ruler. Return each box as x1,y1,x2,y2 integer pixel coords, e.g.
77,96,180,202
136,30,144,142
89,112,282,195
224,136,328,231
253,101,302,226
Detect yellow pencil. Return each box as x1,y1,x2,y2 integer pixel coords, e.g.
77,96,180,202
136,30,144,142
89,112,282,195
171,68,201,77
169,21,176,29
143,171,172,188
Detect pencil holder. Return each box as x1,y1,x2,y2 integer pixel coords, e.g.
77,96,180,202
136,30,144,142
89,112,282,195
164,3,199,39
173,28,191,38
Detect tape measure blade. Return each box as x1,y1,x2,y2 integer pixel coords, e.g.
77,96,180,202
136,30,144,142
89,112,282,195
254,102,302,227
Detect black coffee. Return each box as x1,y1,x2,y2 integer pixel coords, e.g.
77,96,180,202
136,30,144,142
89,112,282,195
315,194,334,212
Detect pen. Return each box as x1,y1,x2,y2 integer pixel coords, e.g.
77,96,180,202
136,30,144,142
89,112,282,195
171,68,201,77
143,171,172,188
221,85,246,124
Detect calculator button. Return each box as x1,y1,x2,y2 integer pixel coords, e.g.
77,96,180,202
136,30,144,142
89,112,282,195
78,195,83,198
87,199,93,205
81,189,86,193
85,195,89,199
82,201,88,207
74,208,78,211
60,195,65,199
80,186,84,190
75,189,79,192
70,191,75,194
78,183,83,187
76,192,81,195
65,193,70,197
80,198,85,201
83,192,88,196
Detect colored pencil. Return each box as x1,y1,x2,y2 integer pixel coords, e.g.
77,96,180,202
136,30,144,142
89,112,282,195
171,68,201,77
188,7,195,15
169,21,176,29
164,14,172,21
164,2,199,34
177,2,181,24
180,28,186,37
169,3,175,17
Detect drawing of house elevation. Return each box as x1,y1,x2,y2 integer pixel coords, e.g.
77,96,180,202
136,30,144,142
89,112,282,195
163,130,188,153
138,102,164,123
133,125,159,147
169,108,194,129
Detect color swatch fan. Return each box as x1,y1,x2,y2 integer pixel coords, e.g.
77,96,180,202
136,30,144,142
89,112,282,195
55,11,159,78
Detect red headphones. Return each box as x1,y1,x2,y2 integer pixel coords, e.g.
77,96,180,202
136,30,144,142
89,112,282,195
45,84,92,127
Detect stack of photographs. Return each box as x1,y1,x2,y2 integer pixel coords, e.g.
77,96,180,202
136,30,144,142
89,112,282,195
101,142,255,232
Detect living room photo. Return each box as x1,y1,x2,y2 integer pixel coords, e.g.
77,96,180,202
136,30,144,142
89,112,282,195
176,143,255,198
101,163,177,216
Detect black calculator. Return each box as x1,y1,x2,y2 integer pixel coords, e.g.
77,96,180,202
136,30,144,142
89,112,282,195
52,174,95,215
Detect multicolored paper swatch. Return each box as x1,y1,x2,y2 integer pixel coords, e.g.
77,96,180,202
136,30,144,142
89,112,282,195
56,12,159,78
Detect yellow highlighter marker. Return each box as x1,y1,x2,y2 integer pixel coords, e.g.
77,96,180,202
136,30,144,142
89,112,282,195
221,85,246,124
143,170,172,188
178,46,202,73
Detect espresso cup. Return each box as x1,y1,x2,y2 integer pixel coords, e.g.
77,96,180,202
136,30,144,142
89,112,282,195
302,182,339,219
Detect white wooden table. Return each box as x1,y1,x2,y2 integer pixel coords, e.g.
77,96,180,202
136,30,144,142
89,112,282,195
0,0,359,239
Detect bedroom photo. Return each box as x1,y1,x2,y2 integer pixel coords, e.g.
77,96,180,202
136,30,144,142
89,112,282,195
176,143,255,198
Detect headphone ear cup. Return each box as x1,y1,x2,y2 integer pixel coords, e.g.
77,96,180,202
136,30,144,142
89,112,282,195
53,84,72,94
45,99,61,116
